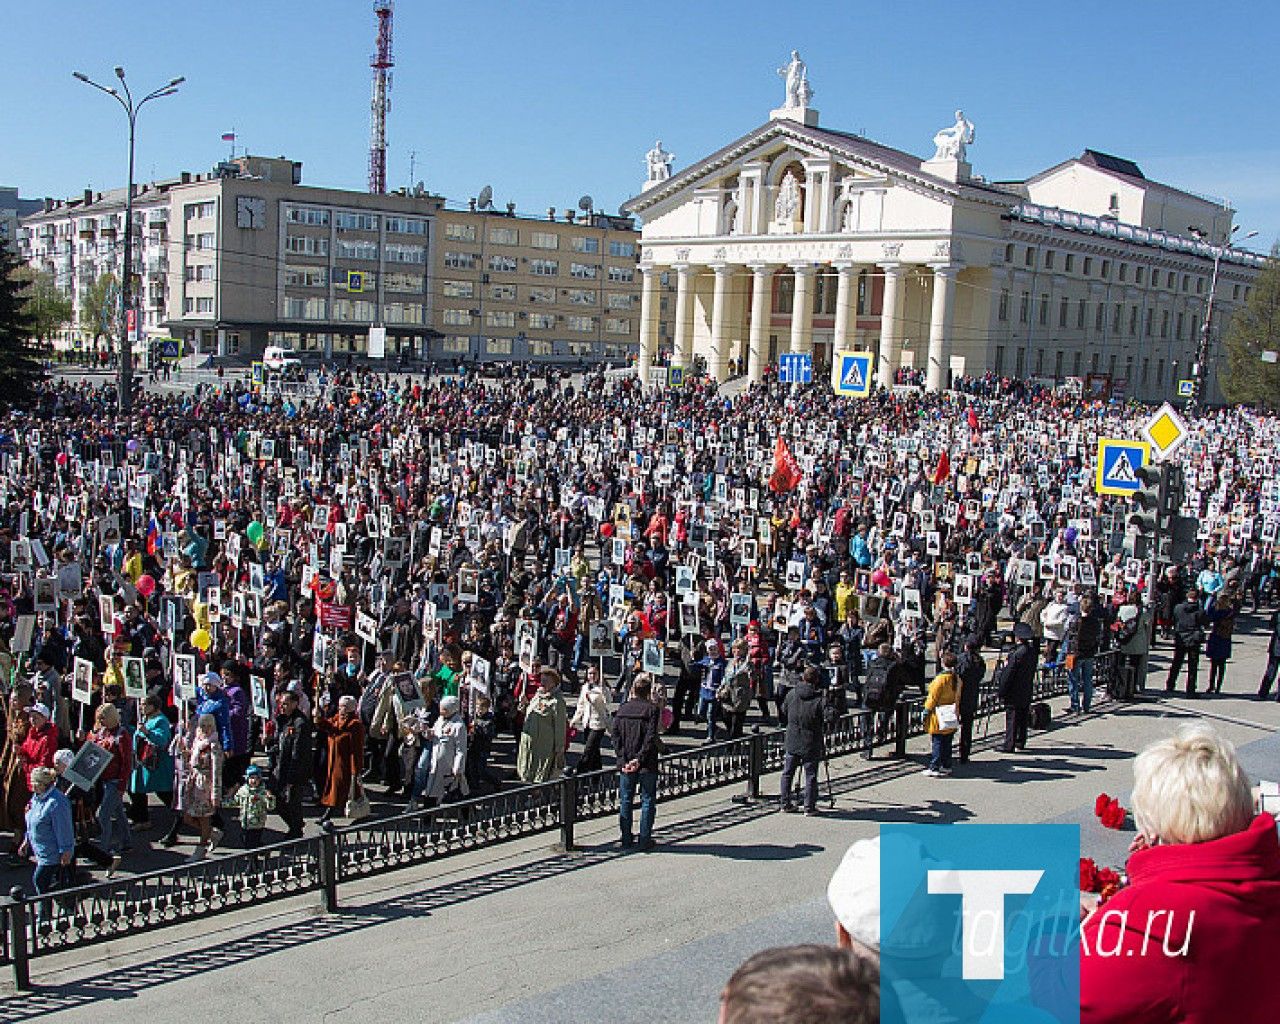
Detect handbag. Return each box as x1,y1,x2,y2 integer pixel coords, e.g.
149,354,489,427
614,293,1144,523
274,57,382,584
935,703,960,731
344,778,371,821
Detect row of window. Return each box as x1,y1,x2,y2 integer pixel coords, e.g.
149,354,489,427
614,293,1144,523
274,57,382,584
439,280,633,307
999,290,1200,340
440,251,633,280
283,236,426,264
441,308,631,333
441,222,635,258
280,297,424,323
437,334,628,358
283,207,428,236
994,345,1185,392
184,202,216,221
1005,243,1253,299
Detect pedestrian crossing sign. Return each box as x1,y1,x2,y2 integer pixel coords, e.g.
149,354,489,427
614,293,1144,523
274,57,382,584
834,351,875,397
1176,379,1195,398
668,364,685,388
1095,438,1151,496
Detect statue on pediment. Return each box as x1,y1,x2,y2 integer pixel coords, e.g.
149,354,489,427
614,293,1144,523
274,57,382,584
932,110,975,162
777,51,810,110
645,140,674,183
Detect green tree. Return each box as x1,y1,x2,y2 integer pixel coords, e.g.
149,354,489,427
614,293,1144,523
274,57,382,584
0,242,43,409
19,267,73,343
79,271,121,348
1221,246,1280,409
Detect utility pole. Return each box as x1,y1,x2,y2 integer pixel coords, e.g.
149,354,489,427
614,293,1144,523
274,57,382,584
1187,223,1256,412
73,67,183,414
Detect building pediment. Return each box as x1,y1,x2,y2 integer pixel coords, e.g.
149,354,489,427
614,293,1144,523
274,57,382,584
624,119,1016,221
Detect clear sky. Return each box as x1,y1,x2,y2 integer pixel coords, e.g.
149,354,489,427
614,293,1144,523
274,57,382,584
3,0,1277,249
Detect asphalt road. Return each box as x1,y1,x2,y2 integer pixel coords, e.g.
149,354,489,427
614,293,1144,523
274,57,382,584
6,625,1278,1023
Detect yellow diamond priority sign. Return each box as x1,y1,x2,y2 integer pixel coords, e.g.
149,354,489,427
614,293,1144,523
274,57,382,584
1141,402,1188,462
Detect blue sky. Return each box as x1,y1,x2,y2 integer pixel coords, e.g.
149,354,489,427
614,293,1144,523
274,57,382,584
4,0,1277,248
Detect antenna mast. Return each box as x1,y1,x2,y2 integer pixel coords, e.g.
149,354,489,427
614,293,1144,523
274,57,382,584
368,1,394,194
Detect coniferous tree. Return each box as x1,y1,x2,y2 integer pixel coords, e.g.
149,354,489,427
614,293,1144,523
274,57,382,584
0,242,42,409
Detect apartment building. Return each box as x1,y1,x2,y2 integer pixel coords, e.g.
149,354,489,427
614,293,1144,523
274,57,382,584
20,157,664,367
429,198,672,365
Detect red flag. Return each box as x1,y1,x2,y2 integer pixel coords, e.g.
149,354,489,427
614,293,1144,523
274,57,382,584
932,450,951,485
966,407,979,430
769,437,803,493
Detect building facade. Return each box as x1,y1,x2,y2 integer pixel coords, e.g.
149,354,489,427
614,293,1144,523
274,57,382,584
19,158,656,365
624,57,1266,403
0,187,42,251
430,200,658,365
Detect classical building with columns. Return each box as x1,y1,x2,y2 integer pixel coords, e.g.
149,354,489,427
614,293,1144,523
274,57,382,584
624,55,1266,402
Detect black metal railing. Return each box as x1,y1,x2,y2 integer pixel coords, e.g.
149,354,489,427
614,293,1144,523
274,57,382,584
0,652,1118,989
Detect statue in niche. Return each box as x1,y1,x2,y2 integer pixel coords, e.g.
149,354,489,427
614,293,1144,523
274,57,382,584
932,110,975,162
774,171,801,222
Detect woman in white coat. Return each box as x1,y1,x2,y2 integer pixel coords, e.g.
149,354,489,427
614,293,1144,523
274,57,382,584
567,663,611,775
420,696,468,808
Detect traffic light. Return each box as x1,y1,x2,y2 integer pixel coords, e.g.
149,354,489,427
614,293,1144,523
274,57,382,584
1161,465,1185,521
1128,464,1160,538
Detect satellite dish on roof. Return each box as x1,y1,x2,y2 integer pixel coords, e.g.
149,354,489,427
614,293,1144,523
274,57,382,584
477,185,494,210
578,195,594,212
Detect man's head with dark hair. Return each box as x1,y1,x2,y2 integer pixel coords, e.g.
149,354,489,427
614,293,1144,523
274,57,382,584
719,944,878,1024
803,665,824,687
631,675,653,701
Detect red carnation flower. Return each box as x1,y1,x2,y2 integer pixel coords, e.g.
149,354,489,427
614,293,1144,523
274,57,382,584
1079,857,1099,892
1100,799,1128,830
1096,866,1121,891
1094,793,1112,818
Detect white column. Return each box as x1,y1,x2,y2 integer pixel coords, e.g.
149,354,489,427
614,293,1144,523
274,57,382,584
877,263,905,388
926,264,958,393
829,262,856,388
672,264,694,369
636,266,659,384
747,264,772,384
789,263,816,355
709,263,733,383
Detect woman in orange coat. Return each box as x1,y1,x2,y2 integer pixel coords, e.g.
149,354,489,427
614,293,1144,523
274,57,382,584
314,695,365,828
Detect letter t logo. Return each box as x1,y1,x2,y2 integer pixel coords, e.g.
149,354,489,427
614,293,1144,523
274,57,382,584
927,869,1044,980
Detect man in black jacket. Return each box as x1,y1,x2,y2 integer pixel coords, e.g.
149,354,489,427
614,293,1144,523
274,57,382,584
861,644,913,759
955,635,986,764
779,666,826,815
997,623,1037,753
1066,594,1104,713
1256,610,1280,700
1166,590,1206,696
268,688,314,839
612,675,661,851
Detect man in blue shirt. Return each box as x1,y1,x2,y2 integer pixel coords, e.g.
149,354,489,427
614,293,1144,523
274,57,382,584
21,767,75,899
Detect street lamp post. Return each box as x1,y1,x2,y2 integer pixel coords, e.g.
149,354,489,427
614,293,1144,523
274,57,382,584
1187,223,1256,412
73,67,183,414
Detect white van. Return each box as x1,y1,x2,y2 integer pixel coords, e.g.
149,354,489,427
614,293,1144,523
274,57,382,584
262,346,303,372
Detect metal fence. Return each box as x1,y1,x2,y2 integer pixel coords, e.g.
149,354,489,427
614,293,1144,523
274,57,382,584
1,652,1118,990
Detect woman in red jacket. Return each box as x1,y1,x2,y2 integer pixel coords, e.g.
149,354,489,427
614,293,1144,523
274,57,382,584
1081,724,1280,1023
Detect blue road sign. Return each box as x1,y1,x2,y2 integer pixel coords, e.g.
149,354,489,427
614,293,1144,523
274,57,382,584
1176,379,1195,398
778,352,813,384
834,351,875,397
1095,438,1151,497
159,339,182,360
668,365,685,388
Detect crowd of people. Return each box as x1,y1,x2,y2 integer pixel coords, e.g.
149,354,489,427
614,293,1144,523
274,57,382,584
0,365,1276,909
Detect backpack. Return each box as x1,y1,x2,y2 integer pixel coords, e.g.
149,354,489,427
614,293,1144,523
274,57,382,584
863,659,893,710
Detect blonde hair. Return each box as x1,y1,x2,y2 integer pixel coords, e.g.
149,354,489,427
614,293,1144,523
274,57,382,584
1131,724,1253,845
95,703,121,730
